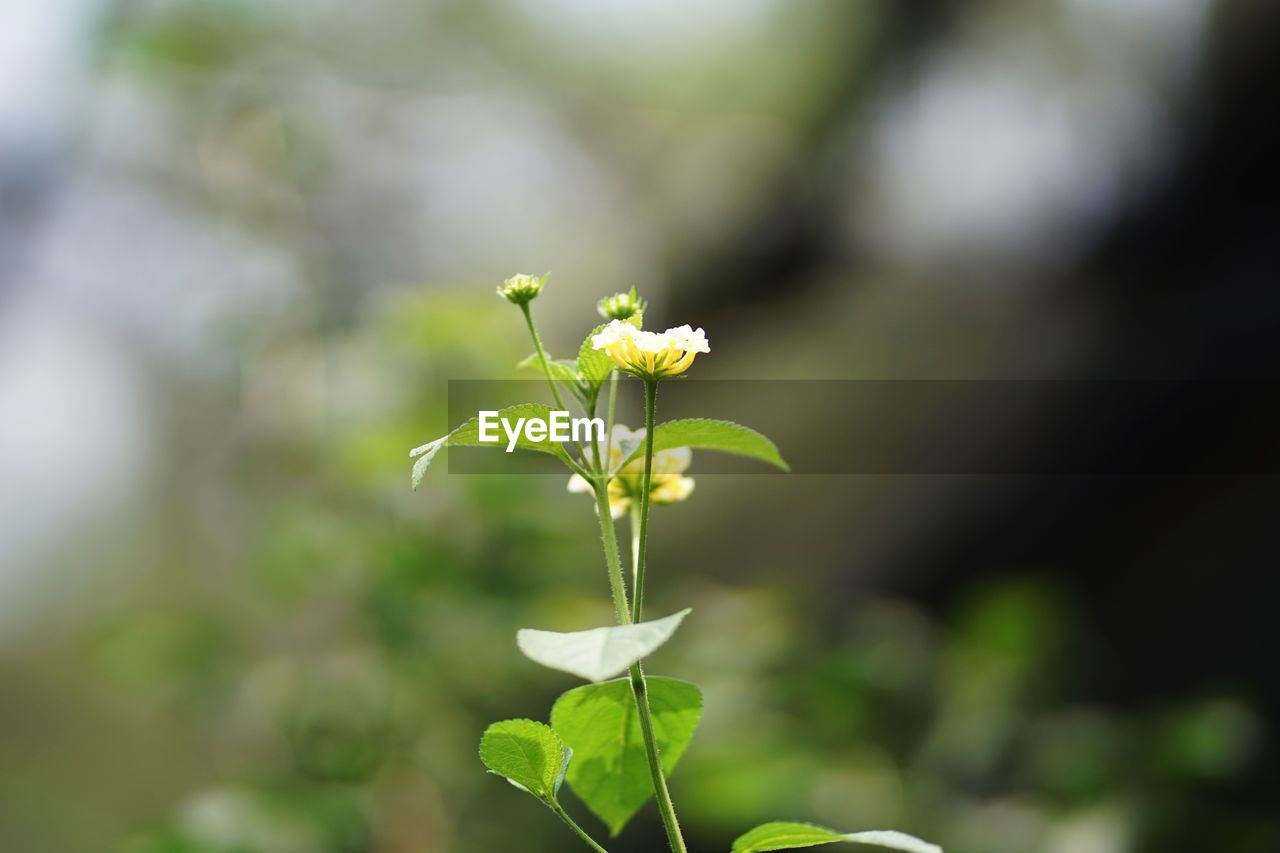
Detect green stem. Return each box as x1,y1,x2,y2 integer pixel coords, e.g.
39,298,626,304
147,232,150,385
590,378,686,852
519,302,593,466
549,801,611,853
623,378,688,853
627,663,686,853
632,380,657,623
519,303,568,414
586,392,602,475
629,502,642,588
593,482,631,625
604,369,619,470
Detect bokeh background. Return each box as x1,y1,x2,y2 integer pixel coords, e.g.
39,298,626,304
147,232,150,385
2,1,1278,851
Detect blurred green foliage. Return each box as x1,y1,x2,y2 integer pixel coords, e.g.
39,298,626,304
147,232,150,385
2,1,1275,851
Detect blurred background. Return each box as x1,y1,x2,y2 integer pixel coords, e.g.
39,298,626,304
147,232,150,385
1,1,1278,851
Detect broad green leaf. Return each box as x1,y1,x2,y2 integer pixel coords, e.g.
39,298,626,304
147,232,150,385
409,403,571,489
479,719,572,802
614,418,789,474
731,823,942,853
551,677,702,835
517,352,582,384
516,610,690,682
578,324,618,387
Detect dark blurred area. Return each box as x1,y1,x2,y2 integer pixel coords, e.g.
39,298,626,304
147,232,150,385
1,1,1278,852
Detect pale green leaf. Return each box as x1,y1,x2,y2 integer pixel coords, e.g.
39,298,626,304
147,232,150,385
516,610,690,682
408,403,571,488
479,719,572,802
614,418,789,474
409,437,448,489
731,822,941,853
551,677,702,835
517,352,582,384
578,324,618,387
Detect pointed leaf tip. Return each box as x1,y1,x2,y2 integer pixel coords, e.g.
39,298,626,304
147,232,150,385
517,609,691,682
731,822,941,853
552,677,703,835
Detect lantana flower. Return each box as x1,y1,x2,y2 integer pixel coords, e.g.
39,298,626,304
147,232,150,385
568,425,695,518
591,320,710,379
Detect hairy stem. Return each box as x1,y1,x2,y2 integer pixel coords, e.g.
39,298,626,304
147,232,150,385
605,369,619,468
591,379,686,852
627,663,687,853
593,481,631,625
519,302,568,414
519,302,594,466
632,379,657,623
549,801,611,853
625,378,688,853
629,502,642,588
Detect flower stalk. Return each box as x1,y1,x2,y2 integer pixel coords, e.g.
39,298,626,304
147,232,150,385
549,801,611,853
632,379,657,623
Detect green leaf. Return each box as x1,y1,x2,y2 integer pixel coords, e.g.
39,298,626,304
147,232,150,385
552,677,702,835
409,403,572,489
578,324,618,387
479,719,572,802
516,610,690,682
731,823,942,853
614,418,789,474
517,352,582,384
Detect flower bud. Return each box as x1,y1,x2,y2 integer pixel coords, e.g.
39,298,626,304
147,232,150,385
497,273,548,305
597,287,647,322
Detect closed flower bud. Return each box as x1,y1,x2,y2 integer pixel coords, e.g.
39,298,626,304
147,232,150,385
597,287,647,322
497,272,548,305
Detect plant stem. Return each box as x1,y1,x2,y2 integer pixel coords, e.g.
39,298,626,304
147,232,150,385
631,379,657,623
549,801,611,853
593,481,631,625
629,502,642,588
604,369,619,469
622,378,688,853
519,303,568,414
519,302,594,465
627,663,687,853
590,378,686,852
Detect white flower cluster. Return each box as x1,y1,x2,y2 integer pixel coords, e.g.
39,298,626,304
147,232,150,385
591,320,710,378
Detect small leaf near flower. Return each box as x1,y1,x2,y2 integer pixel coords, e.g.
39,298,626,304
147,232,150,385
578,324,620,387
516,352,582,384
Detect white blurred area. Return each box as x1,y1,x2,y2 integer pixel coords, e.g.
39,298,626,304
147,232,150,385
0,0,1219,636
855,0,1214,273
